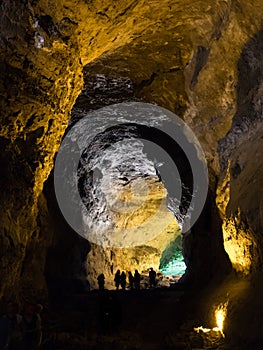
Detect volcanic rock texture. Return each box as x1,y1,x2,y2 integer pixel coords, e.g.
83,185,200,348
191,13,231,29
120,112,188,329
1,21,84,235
1,0,263,319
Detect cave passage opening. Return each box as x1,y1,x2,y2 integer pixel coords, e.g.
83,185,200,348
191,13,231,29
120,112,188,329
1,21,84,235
73,120,192,287
159,235,186,277
53,101,209,289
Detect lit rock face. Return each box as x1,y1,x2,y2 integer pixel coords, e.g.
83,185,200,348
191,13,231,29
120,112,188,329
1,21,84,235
79,138,169,247
0,0,83,297
215,27,263,275
86,200,181,289
80,2,263,277
77,133,180,248
67,109,181,288
216,135,263,275
1,0,263,298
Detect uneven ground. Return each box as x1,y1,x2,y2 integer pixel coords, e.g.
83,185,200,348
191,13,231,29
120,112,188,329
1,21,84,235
42,287,220,350
41,279,253,350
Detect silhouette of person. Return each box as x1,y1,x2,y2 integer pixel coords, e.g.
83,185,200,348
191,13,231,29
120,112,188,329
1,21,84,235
97,273,105,291
120,272,126,290
114,270,121,290
128,271,135,290
149,268,157,288
134,270,141,290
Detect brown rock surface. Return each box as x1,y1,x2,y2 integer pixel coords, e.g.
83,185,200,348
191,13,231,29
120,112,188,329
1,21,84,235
1,0,263,314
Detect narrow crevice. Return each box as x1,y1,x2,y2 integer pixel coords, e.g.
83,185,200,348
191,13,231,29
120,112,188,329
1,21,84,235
134,72,158,92
190,46,210,87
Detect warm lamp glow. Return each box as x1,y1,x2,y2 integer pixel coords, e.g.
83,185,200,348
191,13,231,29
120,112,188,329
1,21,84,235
214,302,228,337
194,302,228,338
194,326,211,333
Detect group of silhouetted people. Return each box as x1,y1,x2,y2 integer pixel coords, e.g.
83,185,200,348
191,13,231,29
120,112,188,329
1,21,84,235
96,268,158,336
113,270,141,290
97,268,157,291
0,300,42,350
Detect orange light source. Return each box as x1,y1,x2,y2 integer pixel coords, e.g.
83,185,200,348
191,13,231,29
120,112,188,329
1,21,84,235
213,302,228,337
194,302,228,338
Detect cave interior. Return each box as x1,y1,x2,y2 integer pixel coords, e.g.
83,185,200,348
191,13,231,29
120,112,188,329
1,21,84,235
1,0,263,349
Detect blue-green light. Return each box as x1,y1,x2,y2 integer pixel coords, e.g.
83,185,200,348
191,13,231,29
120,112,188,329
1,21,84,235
160,255,186,276
159,235,186,276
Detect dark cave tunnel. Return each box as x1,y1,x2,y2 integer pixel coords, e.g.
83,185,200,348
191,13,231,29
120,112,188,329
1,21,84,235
2,1,263,349
43,77,231,295
39,68,233,350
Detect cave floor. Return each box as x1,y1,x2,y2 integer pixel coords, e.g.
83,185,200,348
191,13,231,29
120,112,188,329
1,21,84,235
41,286,237,350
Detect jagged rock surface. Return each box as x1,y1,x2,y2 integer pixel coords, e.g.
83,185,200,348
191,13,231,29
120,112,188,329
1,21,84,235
1,1,263,330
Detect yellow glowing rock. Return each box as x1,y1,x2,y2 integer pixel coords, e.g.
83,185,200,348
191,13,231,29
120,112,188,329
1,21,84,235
215,302,228,337
90,176,180,248
114,177,167,229
216,162,254,275
86,176,180,288
222,217,253,275
3,0,263,297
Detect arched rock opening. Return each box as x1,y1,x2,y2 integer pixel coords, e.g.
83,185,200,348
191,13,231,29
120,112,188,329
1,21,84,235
1,0,263,347
43,69,230,292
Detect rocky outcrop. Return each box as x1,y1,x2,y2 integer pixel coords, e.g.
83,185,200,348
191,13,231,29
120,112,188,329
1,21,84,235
80,1,263,277
85,177,180,289
0,0,83,298
1,0,263,311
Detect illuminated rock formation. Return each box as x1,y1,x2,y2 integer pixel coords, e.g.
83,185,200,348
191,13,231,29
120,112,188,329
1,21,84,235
85,176,180,289
1,0,263,309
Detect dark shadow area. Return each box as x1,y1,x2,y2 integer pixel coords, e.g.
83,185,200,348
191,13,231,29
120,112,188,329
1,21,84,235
218,24,263,171
191,46,210,87
181,186,232,287
43,171,91,304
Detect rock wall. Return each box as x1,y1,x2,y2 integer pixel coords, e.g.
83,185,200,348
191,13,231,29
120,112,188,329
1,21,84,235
0,0,83,298
1,0,263,300
80,1,263,277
